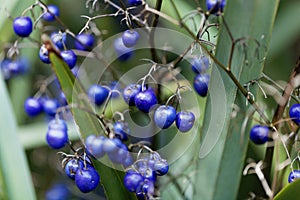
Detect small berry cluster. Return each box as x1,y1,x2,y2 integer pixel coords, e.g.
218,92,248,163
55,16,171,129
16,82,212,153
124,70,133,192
62,153,100,193
191,56,210,97
124,148,168,199
0,58,29,80
24,97,62,117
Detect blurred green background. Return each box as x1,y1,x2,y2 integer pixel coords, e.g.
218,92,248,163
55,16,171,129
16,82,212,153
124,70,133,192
0,0,299,199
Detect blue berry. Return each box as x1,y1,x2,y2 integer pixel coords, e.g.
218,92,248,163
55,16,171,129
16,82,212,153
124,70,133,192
194,73,210,97
154,105,176,129
60,50,77,69
114,121,130,141
140,179,155,197
124,171,144,192
102,138,119,154
154,159,169,176
128,0,143,6
134,89,157,113
75,166,100,193
123,154,134,168
175,111,195,132
289,104,300,124
87,84,109,106
113,37,133,61
288,170,300,183
122,30,140,47
206,0,226,14
39,44,51,64
42,98,59,117
64,159,84,180
43,5,60,21
75,33,95,51
250,125,269,145
50,32,66,50
123,84,142,106
13,16,33,37
90,136,105,158
48,118,67,131
1,58,28,78
45,184,70,200
191,56,209,74
24,97,42,117
46,119,68,149
135,160,157,181
108,142,129,164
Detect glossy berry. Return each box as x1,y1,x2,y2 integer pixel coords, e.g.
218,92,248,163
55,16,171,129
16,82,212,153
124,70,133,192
289,104,300,124
288,170,300,183
122,30,140,47
87,84,109,106
206,0,226,14
64,159,84,180
43,5,60,21
75,166,100,193
134,89,157,113
154,159,169,176
60,50,77,69
191,56,209,74
154,105,176,129
114,37,133,61
13,16,33,37
123,84,142,106
175,111,195,132
128,0,143,6
75,33,95,51
250,125,269,145
42,99,59,117
85,134,96,154
102,138,119,154
46,119,68,149
50,32,66,50
39,45,51,64
24,97,42,117
114,121,130,141
90,136,105,158
194,73,210,97
124,171,144,192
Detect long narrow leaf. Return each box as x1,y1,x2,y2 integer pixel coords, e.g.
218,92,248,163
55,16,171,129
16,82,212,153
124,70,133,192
194,0,279,199
49,50,137,200
0,74,36,200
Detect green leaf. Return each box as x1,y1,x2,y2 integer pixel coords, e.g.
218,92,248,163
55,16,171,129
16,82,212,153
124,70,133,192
49,51,137,200
193,0,279,199
274,179,300,200
0,74,36,199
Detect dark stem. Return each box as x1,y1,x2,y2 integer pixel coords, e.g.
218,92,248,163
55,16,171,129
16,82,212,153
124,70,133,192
265,57,300,198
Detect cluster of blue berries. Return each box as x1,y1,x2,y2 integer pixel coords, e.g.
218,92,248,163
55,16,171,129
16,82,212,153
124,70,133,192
24,96,63,117
63,155,100,193
191,56,210,97
124,151,168,199
85,128,133,168
0,57,29,80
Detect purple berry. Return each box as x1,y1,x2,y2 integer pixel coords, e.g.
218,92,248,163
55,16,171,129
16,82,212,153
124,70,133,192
75,33,95,51
193,73,210,97
87,84,109,106
60,50,77,69
250,125,269,145
123,84,142,106
75,166,100,193
124,171,144,192
122,30,140,47
43,5,60,21
154,105,176,129
134,89,157,113
46,119,68,149
24,97,42,117
13,16,32,37
175,111,195,132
